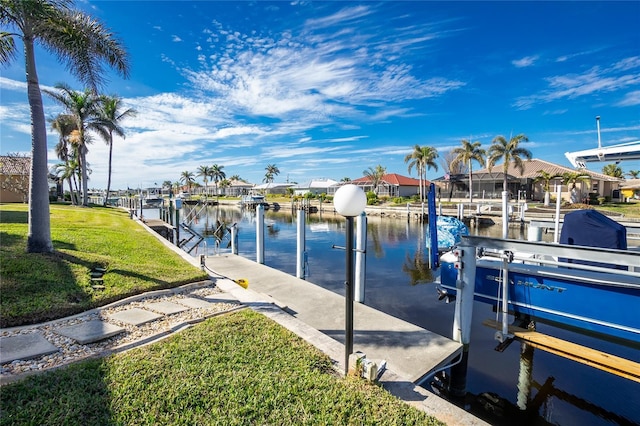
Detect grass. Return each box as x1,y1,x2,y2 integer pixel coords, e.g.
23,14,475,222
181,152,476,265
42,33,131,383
0,203,208,327
0,310,443,426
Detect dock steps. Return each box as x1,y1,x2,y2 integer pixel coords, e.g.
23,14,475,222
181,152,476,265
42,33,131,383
483,319,640,383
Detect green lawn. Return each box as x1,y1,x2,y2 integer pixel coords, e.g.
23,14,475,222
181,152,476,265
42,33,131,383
0,309,442,426
0,203,207,327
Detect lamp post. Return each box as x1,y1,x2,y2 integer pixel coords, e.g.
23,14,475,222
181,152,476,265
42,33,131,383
333,184,367,375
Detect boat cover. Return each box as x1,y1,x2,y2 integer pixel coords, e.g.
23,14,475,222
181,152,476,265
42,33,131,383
559,209,627,269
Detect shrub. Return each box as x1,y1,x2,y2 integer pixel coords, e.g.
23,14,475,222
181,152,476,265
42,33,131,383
366,191,378,205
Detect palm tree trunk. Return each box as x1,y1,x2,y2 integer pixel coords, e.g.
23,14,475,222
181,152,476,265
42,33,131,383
104,132,113,206
80,143,89,206
24,34,53,253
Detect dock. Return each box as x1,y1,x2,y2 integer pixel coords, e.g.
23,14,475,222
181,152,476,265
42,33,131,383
204,254,462,384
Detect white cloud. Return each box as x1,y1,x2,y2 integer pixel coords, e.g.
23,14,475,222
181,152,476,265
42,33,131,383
172,35,182,42
617,90,640,106
512,55,539,68
514,56,640,109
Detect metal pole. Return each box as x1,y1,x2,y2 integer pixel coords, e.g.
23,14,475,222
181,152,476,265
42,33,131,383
256,204,264,264
296,209,306,279
354,212,367,302
345,215,355,375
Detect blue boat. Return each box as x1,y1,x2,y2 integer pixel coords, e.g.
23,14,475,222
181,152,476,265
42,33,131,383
439,211,640,346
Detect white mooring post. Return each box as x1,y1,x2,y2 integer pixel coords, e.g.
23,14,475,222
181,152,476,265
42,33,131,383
296,209,306,279
502,191,509,239
231,223,238,255
554,185,562,243
450,242,477,397
256,204,265,264
354,212,367,303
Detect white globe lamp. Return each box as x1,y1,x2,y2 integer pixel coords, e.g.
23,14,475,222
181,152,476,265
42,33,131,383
333,184,367,217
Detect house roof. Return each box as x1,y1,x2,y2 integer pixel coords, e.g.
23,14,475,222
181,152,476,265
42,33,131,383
293,178,339,189
351,173,423,186
621,179,640,190
0,156,31,175
473,159,622,182
253,182,294,190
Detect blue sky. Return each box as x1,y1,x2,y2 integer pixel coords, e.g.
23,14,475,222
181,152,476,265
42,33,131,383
1,1,639,190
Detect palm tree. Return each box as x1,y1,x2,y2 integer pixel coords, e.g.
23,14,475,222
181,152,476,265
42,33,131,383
0,0,129,252
180,171,195,194
263,164,280,186
562,171,591,204
534,170,561,206
210,164,226,198
93,95,136,206
50,113,79,204
404,145,439,202
450,140,485,203
602,164,623,178
363,165,387,194
626,170,640,179
197,165,212,195
341,177,351,182
487,134,532,193
219,179,230,196
44,83,101,206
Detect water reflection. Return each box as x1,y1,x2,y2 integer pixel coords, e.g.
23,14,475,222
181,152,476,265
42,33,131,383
159,204,638,425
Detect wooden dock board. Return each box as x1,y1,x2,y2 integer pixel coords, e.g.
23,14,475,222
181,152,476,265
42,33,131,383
483,319,640,383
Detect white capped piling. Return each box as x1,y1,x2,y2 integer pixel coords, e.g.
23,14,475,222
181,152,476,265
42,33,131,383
296,209,306,279
421,202,425,221
502,191,509,239
256,204,265,264
450,242,477,397
406,202,411,220
554,185,561,243
231,223,238,254
438,202,442,216
355,212,367,303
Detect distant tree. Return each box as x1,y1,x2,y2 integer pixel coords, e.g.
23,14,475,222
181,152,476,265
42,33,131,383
534,170,561,206
0,0,129,252
93,95,136,206
197,165,212,194
602,164,624,178
404,145,438,202
210,164,226,197
229,174,242,182
44,83,101,206
219,178,230,196
263,164,280,184
562,171,591,204
363,165,386,194
341,177,351,182
450,139,485,203
626,170,640,179
440,150,467,176
180,171,195,193
487,134,532,192
50,114,80,204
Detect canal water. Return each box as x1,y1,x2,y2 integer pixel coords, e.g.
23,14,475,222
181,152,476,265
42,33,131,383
150,204,639,425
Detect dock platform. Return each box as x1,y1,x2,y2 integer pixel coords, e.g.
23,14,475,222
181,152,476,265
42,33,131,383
205,254,462,384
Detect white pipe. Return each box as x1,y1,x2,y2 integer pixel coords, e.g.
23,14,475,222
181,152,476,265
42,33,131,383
502,191,509,239
453,243,476,345
554,185,561,243
256,204,264,264
231,224,238,255
296,209,306,278
354,212,367,303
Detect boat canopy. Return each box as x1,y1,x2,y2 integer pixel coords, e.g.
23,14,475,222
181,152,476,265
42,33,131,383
564,140,640,168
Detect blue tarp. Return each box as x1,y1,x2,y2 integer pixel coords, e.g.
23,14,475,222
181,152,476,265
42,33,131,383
559,209,627,269
426,216,469,250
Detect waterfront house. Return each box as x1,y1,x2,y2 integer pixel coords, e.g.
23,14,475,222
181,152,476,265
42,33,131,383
433,159,623,202
330,173,423,198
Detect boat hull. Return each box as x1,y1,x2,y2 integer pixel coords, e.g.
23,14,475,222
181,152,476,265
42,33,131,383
441,259,640,345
